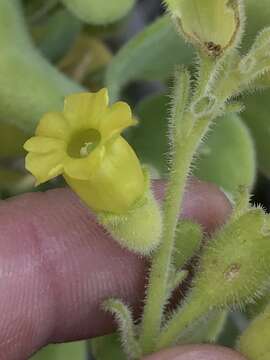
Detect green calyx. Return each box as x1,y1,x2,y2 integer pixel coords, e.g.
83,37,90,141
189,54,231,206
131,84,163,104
98,171,162,255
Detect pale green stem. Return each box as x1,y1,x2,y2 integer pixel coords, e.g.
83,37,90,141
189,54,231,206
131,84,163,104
138,69,191,353
195,53,216,98
139,59,217,355
139,138,195,354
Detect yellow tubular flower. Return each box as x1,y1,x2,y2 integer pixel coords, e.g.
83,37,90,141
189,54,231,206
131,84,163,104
24,89,145,214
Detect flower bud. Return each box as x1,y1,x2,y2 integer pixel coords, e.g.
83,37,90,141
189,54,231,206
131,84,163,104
165,0,244,57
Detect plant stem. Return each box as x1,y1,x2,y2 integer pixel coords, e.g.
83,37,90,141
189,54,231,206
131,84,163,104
156,292,210,350
103,299,142,360
195,54,216,98
139,59,216,354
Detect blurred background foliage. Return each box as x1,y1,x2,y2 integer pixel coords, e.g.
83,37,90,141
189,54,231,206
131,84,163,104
1,0,270,358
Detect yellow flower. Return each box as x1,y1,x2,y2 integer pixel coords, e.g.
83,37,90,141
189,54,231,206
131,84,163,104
24,89,145,214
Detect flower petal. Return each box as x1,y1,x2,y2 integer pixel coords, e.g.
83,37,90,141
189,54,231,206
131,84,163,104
24,136,66,154
25,151,65,185
64,89,109,130
100,101,136,141
63,146,105,180
36,112,70,140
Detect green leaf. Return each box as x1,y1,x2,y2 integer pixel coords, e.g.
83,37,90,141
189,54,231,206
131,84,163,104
91,334,126,360
0,0,83,135
30,341,86,360
0,167,27,190
131,94,256,193
61,0,135,25
106,16,194,101
194,113,256,193
131,95,169,176
32,9,82,62
0,123,27,158
243,0,270,51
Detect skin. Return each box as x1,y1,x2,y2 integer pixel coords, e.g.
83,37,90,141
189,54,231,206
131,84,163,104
0,179,247,360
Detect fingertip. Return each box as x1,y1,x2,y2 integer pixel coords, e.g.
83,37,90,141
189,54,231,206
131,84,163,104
182,179,232,234
153,178,232,233
143,344,247,360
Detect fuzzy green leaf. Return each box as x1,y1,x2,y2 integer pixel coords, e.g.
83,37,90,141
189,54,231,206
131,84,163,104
105,16,194,101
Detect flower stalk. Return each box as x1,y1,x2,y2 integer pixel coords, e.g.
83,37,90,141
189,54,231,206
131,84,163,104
139,59,219,353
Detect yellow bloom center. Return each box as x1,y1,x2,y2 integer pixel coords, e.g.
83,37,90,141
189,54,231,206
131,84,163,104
67,128,101,158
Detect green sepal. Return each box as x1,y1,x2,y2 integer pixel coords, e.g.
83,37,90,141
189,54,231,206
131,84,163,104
98,171,162,255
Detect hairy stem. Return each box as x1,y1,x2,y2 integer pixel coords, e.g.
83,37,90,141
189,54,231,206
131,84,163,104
139,60,216,354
